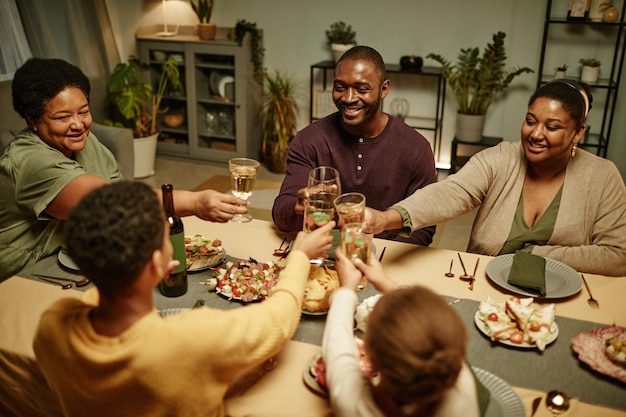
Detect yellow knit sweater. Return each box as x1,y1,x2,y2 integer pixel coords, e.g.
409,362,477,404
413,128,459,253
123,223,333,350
33,250,310,417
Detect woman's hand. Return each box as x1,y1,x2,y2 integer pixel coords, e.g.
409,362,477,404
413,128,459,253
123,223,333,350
291,221,336,260
176,189,248,222
363,207,404,235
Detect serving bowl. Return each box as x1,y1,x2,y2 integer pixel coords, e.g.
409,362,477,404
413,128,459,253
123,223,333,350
163,114,185,128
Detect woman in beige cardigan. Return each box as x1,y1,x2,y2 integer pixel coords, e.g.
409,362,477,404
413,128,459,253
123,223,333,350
366,80,626,276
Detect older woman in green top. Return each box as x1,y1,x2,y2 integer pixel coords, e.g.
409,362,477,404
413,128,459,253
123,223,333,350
366,80,626,276
0,58,249,281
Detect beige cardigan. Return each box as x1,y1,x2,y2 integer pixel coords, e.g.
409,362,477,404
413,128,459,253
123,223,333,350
398,141,626,276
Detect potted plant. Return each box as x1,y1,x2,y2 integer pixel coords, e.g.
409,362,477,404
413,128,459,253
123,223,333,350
261,70,300,173
579,58,601,84
190,0,215,40
555,64,568,79
426,32,534,142
325,21,357,62
106,55,184,178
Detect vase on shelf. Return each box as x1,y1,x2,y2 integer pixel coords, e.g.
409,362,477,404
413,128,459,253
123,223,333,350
589,0,606,21
581,66,600,84
455,113,485,143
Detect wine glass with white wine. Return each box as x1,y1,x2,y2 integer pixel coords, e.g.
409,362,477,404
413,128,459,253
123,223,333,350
228,158,260,223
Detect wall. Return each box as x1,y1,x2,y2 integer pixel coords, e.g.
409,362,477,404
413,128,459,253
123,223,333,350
106,0,626,178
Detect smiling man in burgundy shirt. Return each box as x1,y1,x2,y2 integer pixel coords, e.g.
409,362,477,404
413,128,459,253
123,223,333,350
272,46,437,245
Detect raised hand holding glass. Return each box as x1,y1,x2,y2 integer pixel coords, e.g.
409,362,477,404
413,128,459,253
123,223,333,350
229,158,260,223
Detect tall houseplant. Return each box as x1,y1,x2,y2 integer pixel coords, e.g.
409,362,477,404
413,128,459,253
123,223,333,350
106,55,184,177
190,0,215,40
261,70,300,173
427,32,533,142
326,21,357,62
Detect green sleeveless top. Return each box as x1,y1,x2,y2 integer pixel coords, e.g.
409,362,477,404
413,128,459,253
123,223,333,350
500,186,563,254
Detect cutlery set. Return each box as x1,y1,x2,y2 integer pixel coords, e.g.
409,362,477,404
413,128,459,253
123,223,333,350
32,273,90,290
581,274,600,309
449,253,479,291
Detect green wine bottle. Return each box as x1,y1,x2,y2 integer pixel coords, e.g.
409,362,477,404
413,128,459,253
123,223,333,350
159,184,188,297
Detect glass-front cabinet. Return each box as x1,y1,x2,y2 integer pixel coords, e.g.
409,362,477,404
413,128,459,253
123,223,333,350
136,25,261,164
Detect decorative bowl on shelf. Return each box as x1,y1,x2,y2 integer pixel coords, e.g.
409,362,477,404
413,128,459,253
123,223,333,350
163,114,185,128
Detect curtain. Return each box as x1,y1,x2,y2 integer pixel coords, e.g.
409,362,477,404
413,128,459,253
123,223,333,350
0,0,32,81
16,0,120,122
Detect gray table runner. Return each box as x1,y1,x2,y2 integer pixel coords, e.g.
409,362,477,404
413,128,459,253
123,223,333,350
19,254,626,410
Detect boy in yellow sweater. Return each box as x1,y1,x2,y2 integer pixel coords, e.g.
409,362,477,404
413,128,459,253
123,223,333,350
33,181,335,417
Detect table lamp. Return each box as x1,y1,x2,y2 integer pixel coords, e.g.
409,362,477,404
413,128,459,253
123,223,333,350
389,98,409,122
156,0,179,37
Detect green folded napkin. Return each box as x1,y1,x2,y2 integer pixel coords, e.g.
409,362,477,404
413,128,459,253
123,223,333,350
507,251,546,296
469,364,491,417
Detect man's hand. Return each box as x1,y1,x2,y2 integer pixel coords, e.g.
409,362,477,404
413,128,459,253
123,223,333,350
294,186,311,216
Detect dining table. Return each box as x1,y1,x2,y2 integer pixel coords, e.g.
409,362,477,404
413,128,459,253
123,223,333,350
1,216,625,417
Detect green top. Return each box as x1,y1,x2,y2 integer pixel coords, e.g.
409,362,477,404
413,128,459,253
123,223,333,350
0,129,122,280
391,185,562,254
500,187,562,254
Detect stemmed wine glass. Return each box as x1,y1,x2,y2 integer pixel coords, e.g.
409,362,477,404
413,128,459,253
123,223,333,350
229,158,260,223
307,166,341,203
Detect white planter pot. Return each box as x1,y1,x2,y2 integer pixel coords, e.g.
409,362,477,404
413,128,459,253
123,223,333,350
133,132,159,178
555,70,567,79
456,113,485,143
330,43,355,62
580,66,599,84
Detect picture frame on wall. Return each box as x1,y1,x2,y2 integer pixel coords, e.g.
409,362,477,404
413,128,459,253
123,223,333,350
568,0,590,20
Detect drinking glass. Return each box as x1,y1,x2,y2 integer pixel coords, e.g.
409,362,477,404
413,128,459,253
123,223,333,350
229,158,260,223
334,192,366,224
307,166,341,203
341,222,373,289
303,194,335,233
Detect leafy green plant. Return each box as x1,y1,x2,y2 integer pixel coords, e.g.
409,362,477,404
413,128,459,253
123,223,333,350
427,32,534,115
234,19,265,85
190,0,213,23
261,70,301,173
555,63,569,71
106,55,184,137
579,58,601,67
325,21,357,45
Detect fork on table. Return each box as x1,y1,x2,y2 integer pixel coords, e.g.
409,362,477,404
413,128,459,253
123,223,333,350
581,274,599,309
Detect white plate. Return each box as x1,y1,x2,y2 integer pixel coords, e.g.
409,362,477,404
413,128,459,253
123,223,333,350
302,354,327,397
217,75,234,99
159,308,190,317
472,367,526,417
485,254,582,299
187,248,226,273
474,311,559,349
58,250,79,271
301,309,328,317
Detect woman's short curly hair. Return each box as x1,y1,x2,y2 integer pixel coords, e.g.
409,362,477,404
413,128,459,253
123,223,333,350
12,58,91,123
529,79,593,127
65,182,165,297
365,286,468,406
